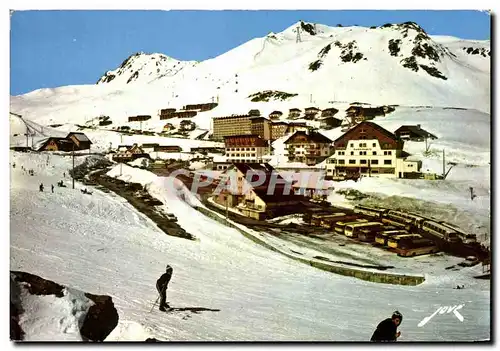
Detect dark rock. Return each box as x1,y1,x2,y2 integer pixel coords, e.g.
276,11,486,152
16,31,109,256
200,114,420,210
81,293,119,342
388,39,402,57
308,60,323,72
10,271,119,342
11,271,64,297
300,21,316,36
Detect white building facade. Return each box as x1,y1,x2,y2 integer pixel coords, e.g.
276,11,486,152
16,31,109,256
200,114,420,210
325,122,422,179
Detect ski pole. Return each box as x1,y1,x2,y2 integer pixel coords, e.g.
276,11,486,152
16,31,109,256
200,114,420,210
149,294,161,313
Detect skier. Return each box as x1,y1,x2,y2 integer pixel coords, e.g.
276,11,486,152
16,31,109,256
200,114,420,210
370,311,402,342
51,185,54,193
39,183,44,192
156,265,173,312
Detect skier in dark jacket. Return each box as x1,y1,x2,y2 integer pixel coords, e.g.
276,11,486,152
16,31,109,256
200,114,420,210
370,311,402,342
156,265,173,311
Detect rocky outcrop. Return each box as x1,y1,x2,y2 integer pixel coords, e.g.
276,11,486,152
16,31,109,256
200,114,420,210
10,271,119,342
80,293,119,342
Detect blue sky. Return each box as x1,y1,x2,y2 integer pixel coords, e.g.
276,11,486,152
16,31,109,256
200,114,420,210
10,10,490,95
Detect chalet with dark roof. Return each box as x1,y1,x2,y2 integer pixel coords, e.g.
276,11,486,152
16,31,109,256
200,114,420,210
269,110,283,120
213,163,304,220
321,108,339,117
113,143,150,162
325,121,422,179
66,132,93,150
36,137,74,152
284,131,333,166
288,108,302,118
394,124,438,142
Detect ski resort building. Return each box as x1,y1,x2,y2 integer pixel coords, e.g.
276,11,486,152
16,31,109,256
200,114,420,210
325,121,422,179
66,132,93,150
284,131,333,166
36,132,93,152
271,121,289,140
113,144,150,162
286,122,310,134
288,108,302,119
250,117,272,141
223,135,270,163
268,110,283,120
212,115,253,140
36,137,75,152
213,163,304,220
394,125,438,142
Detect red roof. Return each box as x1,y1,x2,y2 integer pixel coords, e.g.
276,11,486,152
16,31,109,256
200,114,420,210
224,135,268,147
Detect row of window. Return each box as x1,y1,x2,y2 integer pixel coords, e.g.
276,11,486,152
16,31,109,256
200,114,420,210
226,147,257,151
229,153,257,158
231,159,259,163
348,142,393,148
338,150,392,156
332,168,396,175
333,159,392,165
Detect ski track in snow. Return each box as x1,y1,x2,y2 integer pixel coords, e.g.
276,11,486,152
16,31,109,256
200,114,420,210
9,151,490,341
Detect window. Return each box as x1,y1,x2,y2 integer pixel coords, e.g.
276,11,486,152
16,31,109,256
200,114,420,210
351,151,355,155
384,151,392,156
252,148,255,151
408,164,413,167
349,160,356,164
384,160,392,165
372,170,379,174
350,143,354,147
360,151,367,155
372,151,377,155
360,160,367,164
361,143,367,147
371,160,379,165
338,160,345,165
372,143,376,147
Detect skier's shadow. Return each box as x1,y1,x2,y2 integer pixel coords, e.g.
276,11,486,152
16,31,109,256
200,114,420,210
168,306,220,314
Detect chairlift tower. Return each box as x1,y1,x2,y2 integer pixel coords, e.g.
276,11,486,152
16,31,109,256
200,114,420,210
296,26,302,43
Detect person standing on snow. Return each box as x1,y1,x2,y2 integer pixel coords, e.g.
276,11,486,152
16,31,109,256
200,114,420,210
156,265,173,311
39,183,44,192
370,311,403,342
51,184,54,193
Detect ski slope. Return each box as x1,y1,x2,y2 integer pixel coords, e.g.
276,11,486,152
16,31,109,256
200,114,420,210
9,151,490,341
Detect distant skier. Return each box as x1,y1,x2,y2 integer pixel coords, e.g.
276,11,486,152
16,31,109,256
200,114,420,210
156,265,173,312
51,184,54,193
39,183,44,192
370,311,402,342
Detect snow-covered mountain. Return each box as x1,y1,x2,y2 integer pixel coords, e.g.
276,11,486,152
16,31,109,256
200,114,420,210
10,21,490,134
96,52,198,85
94,21,489,110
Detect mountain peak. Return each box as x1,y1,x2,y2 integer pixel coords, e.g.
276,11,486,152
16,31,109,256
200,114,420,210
96,52,197,85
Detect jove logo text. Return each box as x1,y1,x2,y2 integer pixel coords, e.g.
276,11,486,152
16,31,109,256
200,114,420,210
418,305,465,327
